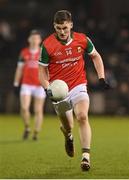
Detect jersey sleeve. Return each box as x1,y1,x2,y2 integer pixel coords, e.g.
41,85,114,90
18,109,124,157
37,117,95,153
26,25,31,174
17,52,25,67
86,37,95,55
38,44,50,66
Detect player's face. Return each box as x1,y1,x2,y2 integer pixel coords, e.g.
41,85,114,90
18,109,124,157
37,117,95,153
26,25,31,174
54,21,73,41
28,34,42,47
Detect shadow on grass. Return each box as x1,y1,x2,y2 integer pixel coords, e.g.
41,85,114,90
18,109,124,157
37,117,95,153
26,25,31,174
0,139,24,145
0,138,42,145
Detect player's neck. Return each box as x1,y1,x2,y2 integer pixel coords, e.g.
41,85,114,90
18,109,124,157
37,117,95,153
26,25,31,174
66,35,72,43
29,45,39,50
55,32,73,45
29,46,39,53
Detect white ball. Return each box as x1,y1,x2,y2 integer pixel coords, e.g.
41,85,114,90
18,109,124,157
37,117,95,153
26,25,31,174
49,79,69,101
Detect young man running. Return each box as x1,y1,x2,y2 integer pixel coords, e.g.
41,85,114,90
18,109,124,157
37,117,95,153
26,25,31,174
38,10,110,170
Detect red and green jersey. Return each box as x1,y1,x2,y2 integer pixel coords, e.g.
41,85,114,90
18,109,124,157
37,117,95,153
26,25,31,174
18,47,41,86
39,32,94,90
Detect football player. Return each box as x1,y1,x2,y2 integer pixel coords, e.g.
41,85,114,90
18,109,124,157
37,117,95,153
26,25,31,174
14,30,46,140
38,10,110,170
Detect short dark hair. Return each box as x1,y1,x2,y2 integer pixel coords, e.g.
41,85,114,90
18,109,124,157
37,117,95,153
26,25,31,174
29,29,42,36
54,10,72,24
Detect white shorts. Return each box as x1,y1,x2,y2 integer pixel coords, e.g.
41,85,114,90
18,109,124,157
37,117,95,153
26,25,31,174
65,83,89,106
20,84,46,99
53,84,89,115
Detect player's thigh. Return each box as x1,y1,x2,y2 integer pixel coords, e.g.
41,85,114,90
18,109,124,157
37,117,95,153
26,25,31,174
20,94,32,110
20,84,32,110
33,86,46,113
33,97,45,113
74,99,89,121
53,101,72,116
53,101,74,127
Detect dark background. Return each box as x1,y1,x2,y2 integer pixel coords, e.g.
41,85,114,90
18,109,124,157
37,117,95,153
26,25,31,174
0,0,129,115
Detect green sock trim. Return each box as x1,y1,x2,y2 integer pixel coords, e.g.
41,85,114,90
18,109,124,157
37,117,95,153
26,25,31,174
82,148,90,153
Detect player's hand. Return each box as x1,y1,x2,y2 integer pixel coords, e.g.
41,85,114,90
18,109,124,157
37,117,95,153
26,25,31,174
45,88,57,102
45,88,52,98
99,78,110,90
13,86,20,97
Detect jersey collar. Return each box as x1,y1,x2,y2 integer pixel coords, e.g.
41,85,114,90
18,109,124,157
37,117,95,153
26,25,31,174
29,48,39,54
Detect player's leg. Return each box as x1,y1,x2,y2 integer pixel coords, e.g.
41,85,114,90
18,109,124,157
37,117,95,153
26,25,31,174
74,99,91,171
33,97,45,140
54,101,74,133
53,101,74,157
20,94,32,139
32,86,46,140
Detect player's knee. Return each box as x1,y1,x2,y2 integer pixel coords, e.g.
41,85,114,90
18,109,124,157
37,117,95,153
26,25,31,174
34,109,42,115
21,106,29,114
76,112,88,123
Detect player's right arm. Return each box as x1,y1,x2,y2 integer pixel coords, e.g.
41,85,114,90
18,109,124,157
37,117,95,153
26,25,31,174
39,44,58,101
38,45,50,89
13,54,24,96
38,65,49,89
13,55,24,87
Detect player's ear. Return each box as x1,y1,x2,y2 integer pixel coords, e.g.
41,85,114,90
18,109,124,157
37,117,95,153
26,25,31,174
28,36,31,43
53,23,56,30
70,22,73,29
39,37,42,44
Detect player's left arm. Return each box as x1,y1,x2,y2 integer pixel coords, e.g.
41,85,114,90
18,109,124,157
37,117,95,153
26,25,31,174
86,37,110,89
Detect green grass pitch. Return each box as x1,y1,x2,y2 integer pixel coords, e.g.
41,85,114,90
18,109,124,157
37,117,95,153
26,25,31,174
0,114,129,179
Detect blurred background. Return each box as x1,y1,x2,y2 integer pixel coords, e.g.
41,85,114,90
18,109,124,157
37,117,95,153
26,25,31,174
0,0,129,115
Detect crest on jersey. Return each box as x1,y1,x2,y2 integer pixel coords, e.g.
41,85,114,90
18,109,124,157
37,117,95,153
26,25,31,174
77,46,81,53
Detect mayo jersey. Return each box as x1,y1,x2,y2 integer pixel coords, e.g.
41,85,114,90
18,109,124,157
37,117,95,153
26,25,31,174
18,47,41,86
39,32,95,90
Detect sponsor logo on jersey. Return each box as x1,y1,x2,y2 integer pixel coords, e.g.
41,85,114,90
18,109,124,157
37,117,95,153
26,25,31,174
54,51,62,56
56,55,81,64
